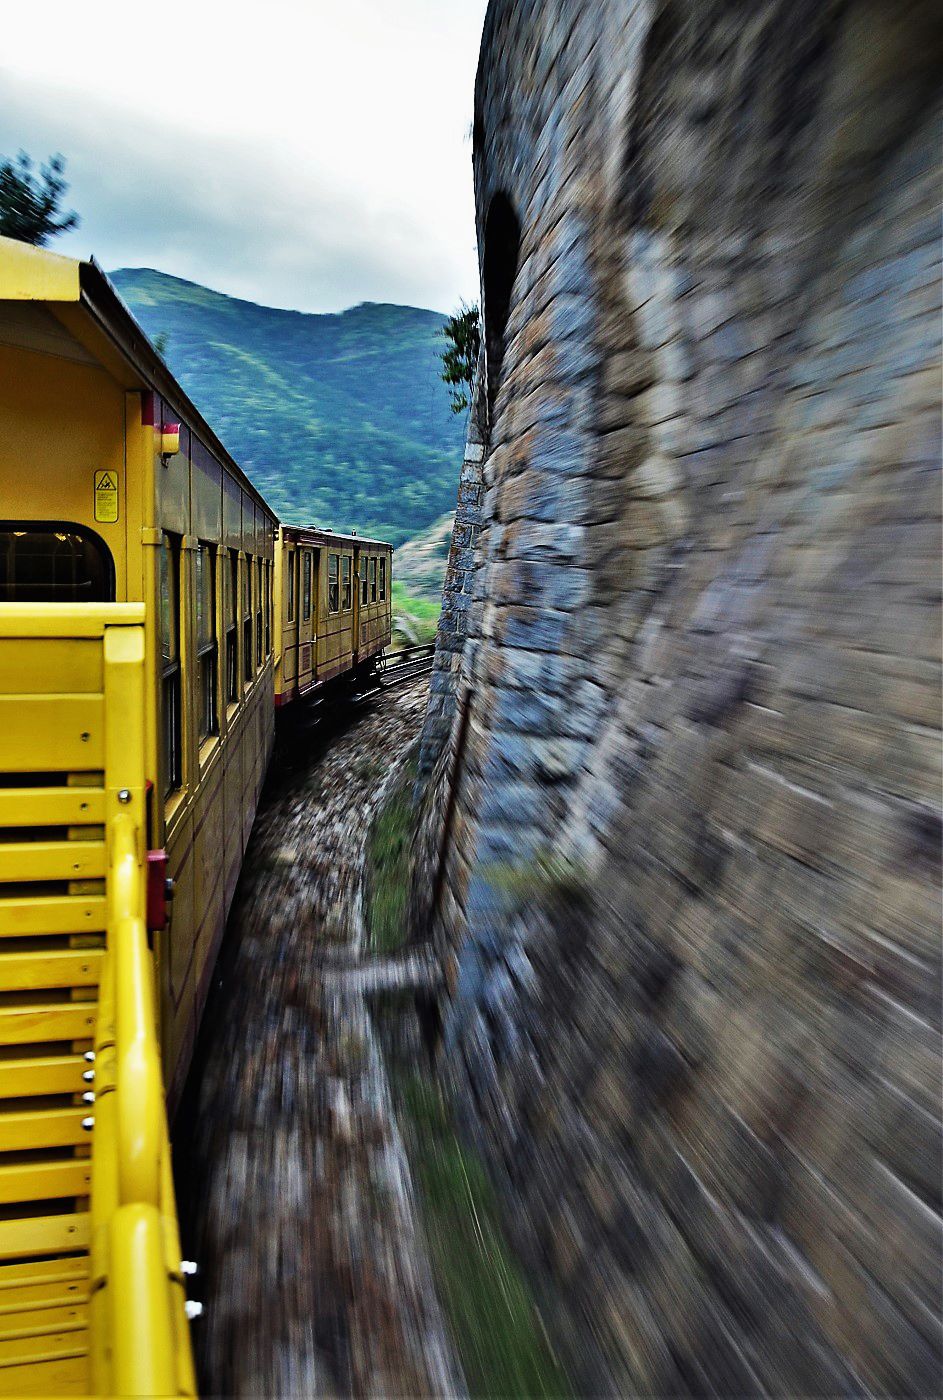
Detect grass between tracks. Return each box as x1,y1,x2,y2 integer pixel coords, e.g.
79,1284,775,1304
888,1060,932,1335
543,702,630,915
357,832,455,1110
397,1072,568,1400
364,773,568,1398
364,757,418,955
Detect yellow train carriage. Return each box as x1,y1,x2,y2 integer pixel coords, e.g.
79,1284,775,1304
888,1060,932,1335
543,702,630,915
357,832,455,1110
274,525,392,705
0,235,277,1395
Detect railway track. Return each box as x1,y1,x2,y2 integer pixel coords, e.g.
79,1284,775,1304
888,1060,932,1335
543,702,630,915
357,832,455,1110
378,642,435,689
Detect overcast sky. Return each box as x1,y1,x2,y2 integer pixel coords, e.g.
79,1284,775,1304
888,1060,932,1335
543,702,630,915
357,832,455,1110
0,0,488,314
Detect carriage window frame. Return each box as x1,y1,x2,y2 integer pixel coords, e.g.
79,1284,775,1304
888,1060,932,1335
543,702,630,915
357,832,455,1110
242,553,254,683
328,553,339,614
255,556,264,672
370,556,377,603
287,548,296,623
379,556,386,601
0,520,116,603
158,533,183,799
360,555,368,605
302,550,312,621
195,541,218,746
341,555,352,611
225,549,239,707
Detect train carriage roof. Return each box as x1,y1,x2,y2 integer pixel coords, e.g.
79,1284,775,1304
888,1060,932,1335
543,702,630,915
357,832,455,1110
280,524,393,552
0,233,275,519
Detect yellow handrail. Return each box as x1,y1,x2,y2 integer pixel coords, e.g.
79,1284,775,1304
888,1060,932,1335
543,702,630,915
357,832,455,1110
112,818,162,1207
87,616,196,1397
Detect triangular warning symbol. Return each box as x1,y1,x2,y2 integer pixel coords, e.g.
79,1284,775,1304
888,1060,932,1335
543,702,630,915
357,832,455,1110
97,473,116,490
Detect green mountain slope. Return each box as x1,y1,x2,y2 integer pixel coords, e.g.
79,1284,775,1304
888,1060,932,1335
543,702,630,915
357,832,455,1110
110,268,465,547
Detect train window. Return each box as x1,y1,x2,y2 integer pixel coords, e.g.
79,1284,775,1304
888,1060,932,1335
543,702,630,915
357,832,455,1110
341,556,352,610
243,555,253,683
158,535,182,797
287,549,296,622
379,557,387,601
195,543,218,743
0,523,115,602
370,556,377,603
226,549,239,706
264,562,272,656
360,556,368,605
328,553,339,613
256,557,263,670
302,551,312,621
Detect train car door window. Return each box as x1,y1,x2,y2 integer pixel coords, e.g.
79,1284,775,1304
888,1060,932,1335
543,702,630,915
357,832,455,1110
0,523,115,601
158,534,182,796
195,543,218,742
379,557,386,601
360,556,368,605
302,550,312,621
341,556,352,611
287,549,296,622
328,553,339,613
243,555,253,683
255,557,263,671
370,556,377,603
226,549,239,705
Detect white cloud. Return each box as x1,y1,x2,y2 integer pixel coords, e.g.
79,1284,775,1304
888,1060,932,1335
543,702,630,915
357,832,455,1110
0,0,487,312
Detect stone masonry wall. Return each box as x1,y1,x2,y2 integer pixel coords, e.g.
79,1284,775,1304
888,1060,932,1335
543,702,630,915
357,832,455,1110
417,354,487,783
418,1,942,1394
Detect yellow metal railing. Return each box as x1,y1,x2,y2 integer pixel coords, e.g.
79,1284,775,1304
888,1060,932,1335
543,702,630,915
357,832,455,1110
0,604,194,1395
90,813,196,1397
89,617,196,1396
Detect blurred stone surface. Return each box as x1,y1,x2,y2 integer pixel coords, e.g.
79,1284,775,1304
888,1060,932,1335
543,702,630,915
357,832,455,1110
415,0,942,1393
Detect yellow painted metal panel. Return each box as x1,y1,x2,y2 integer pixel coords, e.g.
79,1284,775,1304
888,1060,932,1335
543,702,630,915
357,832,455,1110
0,1213,89,1262
0,1002,97,1045
0,1055,87,1098
0,1327,87,1366
0,949,102,992
0,641,102,696
0,1161,91,1207
0,697,104,772
0,235,81,303
0,1107,90,1152
0,605,144,638
0,841,105,884
0,1352,88,1394
0,1258,87,1290
0,1278,87,1315
0,1301,87,1338
0,896,106,938
0,789,104,828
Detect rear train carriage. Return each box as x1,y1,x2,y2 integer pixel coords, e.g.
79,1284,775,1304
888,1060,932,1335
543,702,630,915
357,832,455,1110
0,235,279,1395
0,233,394,1397
274,524,392,705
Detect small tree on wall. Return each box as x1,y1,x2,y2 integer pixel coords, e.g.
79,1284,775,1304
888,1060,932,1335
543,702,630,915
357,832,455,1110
0,151,80,246
439,301,481,414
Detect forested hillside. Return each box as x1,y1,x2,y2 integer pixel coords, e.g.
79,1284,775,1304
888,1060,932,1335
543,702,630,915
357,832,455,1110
111,268,464,546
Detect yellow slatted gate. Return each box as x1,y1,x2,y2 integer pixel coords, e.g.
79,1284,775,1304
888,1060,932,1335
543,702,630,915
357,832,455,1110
0,606,195,1397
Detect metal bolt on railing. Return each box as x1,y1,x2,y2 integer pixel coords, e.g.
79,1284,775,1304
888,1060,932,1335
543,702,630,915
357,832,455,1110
180,1261,198,1276
83,1069,95,1083
184,1301,204,1321
84,1050,96,1063
82,1116,94,1131
82,1091,96,1104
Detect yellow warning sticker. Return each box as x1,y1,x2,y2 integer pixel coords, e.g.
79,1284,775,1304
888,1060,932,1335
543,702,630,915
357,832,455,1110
94,470,119,523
